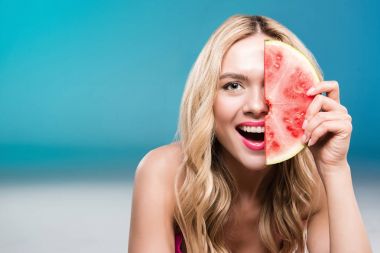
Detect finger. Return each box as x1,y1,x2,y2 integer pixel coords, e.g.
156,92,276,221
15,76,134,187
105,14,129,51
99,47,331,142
302,111,352,142
306,80,341,103
305,95,348,121
307,120,352,146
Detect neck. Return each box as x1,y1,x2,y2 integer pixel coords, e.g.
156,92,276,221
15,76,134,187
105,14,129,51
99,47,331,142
221,148,276,203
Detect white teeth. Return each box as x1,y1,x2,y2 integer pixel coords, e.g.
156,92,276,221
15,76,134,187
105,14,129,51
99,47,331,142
239,126,265,133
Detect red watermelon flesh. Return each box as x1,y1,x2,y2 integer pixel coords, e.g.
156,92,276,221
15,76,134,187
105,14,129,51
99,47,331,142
264,40,321,165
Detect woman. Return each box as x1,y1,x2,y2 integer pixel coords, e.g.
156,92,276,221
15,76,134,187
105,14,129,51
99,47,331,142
128,15,372,253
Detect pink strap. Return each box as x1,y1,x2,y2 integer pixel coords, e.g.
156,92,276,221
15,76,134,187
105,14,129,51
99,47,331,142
175,232,183,253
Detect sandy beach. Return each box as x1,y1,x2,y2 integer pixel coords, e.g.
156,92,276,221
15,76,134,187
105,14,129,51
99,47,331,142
0,177,378,252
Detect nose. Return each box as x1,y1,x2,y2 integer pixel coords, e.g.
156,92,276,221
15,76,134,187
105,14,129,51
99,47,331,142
242,86,269,118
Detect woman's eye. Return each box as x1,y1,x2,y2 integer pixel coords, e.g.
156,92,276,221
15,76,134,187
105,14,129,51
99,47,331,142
223,82,243,91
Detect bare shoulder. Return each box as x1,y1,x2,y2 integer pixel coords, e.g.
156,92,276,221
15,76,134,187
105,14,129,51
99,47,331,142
133,142,185,195
128,142,184,252
135,141,184,182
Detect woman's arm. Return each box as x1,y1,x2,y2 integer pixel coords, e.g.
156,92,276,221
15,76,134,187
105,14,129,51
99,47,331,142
321,162,372,253
128,146,179,252
307,162,372,253
303,80,372,252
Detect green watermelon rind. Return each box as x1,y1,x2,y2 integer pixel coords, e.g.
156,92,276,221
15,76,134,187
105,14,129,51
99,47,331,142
264,40,321,165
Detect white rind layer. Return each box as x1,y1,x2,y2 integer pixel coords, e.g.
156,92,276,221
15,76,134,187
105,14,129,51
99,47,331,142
266,142,306,165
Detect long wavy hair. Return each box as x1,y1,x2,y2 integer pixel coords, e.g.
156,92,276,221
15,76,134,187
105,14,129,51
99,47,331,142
173,15,324,253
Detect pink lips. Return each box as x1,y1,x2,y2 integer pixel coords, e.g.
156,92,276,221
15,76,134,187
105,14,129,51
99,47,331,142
236,121,265,151
241,138,265,150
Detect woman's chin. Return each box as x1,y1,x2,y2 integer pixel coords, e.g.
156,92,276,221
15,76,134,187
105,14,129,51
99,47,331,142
240,158,268,171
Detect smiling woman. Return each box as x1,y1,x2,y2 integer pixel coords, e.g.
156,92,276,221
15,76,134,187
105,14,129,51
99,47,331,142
128,15,372,253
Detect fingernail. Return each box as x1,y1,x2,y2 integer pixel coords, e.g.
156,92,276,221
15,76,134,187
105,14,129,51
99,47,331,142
306,87,315,96
302,120,307,129
308,138,315,146
302,134,307,143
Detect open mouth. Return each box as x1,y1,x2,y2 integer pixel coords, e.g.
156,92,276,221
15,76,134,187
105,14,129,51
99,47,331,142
236,127,265,142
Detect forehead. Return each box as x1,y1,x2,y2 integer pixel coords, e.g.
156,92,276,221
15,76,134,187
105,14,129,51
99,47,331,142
221,34,273,75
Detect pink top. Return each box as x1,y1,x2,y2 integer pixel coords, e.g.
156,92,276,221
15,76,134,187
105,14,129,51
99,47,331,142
175,232,183,253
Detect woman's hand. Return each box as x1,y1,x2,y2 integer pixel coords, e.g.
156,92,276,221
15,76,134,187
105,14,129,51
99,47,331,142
302,80,353,176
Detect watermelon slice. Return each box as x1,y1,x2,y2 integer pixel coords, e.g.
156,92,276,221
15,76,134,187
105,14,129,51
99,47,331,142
264,40,321,165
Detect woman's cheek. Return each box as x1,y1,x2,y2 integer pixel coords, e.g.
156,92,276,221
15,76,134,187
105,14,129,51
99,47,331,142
214,95,241,122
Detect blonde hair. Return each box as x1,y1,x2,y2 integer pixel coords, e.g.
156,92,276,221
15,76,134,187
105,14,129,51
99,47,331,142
173,14,323,253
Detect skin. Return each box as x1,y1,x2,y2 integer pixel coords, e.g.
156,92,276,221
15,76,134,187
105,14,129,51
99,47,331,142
128,33,372,252
213,34,274,204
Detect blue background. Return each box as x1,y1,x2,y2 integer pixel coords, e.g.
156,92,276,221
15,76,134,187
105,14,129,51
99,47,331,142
1,0,379,181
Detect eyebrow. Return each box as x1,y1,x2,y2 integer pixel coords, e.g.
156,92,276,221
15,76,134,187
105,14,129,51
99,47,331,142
219,73,249,82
